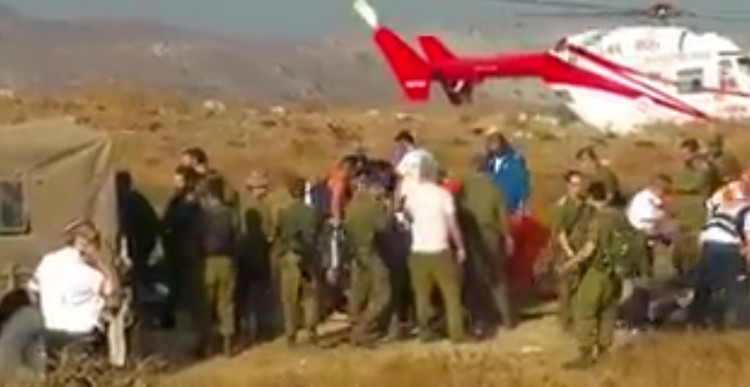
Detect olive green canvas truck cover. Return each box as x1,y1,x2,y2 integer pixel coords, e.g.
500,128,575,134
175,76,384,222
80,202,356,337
0,119,117,279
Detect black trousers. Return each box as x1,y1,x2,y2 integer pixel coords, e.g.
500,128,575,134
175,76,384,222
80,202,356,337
689,242,750,329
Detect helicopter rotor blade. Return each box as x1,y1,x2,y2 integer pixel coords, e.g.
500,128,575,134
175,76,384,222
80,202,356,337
483,0,633,12
687,15,750,23
518,10,644,18
681,10,750,23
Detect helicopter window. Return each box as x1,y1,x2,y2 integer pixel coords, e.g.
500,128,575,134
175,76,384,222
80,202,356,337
738,57,750,76
676,68,704,94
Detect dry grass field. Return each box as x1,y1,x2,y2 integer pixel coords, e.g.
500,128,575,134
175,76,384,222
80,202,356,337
2,85,750,387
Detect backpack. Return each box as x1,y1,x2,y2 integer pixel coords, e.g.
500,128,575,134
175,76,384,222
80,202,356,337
595,212,638,278
703,204,750,243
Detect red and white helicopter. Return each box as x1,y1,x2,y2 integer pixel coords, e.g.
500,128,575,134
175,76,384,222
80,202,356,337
353,0,750,133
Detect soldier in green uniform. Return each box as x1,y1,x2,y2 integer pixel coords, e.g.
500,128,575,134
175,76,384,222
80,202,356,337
576,146,625,206
677,138,722,200
275,176,324,346
183,147,242,213
457,155,516,336
561,181,633,369
677,140,719,232
238,170,278,344
195,175,240,357
673,138,722,272
550,169,595,332
705,133,742,184
344,174,391,345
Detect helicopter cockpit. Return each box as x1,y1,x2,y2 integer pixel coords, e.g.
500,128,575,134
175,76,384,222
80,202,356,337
738,56,750,78
717,54,750,93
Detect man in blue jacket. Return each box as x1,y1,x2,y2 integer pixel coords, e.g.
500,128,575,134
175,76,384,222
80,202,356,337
483,130,531,215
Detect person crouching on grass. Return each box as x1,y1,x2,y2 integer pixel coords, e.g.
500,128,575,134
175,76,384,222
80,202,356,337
28,220,118,368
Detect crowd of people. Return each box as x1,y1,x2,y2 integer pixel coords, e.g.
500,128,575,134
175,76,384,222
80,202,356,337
28,125,750,371
544,132,749,369
114,129,532,358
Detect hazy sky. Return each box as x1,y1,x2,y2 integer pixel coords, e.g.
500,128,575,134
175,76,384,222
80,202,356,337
2,0,750,39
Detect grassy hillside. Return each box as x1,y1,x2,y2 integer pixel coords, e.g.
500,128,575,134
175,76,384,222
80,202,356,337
3,85,750,387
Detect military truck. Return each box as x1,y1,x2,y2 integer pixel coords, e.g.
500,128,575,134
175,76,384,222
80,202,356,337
0,119,124,379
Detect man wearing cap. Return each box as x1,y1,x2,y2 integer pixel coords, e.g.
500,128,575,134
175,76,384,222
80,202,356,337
483,129,530,215
706,134,741,184
28,221,117,361
237,170,277,344
344,174,391,345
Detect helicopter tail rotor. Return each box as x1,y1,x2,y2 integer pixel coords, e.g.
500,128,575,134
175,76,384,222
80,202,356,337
484,0,750,24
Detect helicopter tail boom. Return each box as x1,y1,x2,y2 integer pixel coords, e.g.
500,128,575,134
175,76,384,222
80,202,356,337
417,35,457,61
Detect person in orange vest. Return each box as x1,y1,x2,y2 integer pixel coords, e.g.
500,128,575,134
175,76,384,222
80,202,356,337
327,154,365,223
706,170,750,216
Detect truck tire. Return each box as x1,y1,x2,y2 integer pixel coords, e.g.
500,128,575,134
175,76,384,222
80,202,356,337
0,305,45,380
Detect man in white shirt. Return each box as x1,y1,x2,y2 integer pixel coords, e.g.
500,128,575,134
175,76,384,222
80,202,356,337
626,174,675,238
693,198,750,328
392,131,437,201
28,221,115,356
402,175,467,343
623,174,675,330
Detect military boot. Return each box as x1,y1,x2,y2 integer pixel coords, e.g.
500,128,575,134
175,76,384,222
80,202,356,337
221,335,235,357
383,316,406,342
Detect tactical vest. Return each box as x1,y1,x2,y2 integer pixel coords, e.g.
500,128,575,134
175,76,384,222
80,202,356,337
703,203,750,243
592,213,636,278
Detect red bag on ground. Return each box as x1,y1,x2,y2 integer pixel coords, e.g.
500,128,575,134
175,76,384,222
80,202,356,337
505,213,550,296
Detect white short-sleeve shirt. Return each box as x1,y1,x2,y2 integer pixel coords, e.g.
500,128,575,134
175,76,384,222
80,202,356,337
626,188,666,234
30,246,109,334
403,181,456,253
